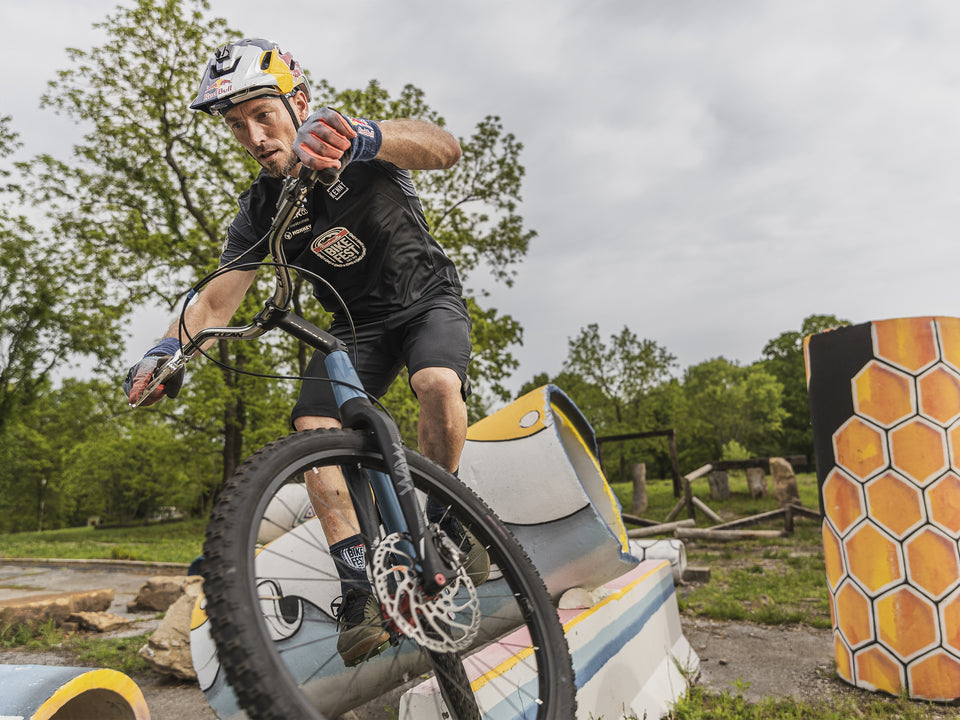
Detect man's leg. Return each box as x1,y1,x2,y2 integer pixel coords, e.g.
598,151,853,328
292,414,360,547
293,414,389,665
410,366,467,473
410,366,489,585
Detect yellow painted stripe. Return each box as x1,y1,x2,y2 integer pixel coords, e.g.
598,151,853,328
470,561,669,691
466,386,548,441
560,560,668,633
551,406,630,553
31,668,150,720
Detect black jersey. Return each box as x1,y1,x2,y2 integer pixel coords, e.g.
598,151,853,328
221,160,463,321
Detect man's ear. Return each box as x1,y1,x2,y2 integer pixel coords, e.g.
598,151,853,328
294,91,310,123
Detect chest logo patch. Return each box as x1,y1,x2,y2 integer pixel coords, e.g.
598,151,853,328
310,227,366,267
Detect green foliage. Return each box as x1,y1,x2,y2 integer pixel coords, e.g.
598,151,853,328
759,314,851,462
537,324,677,482
0,118,124,436
675,357,786,468
720,439,753,462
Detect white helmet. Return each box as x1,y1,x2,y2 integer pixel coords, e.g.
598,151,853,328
190,38,310,116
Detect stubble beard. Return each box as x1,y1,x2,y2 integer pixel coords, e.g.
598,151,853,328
263,148,300,179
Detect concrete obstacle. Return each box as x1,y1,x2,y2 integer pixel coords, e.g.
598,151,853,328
0,665,149,719
403,559,698,719
191,384,698,718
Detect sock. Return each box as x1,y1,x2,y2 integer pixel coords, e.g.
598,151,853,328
330,534,368,595
426,468,459,523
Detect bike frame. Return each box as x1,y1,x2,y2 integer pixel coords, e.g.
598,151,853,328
135,168,458,595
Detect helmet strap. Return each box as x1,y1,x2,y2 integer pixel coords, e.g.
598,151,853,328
281,93,302,131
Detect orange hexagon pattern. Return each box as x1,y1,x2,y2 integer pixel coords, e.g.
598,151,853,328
811,317,960,701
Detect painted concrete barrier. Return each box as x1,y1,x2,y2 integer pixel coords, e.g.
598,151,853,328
0,665,149,719
458,384,638,595
807,317,960,700
401,559,699,719
192,384,696,717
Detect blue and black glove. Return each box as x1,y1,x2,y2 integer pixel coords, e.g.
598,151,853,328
122,337,184,407
293,107,382,180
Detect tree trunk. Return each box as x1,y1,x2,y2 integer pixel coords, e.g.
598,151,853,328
220,340,246,489
630,462,648,515
708,469,730,500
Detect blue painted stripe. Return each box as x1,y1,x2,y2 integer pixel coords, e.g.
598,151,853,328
484,570,675,719
571,573,675,689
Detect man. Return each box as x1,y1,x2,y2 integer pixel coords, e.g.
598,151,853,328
123,38,487,665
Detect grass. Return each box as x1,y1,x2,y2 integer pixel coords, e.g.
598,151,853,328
0,472,948,718
661,684,949,720
610,470,831,628
0,619,150,675
0,518,207,564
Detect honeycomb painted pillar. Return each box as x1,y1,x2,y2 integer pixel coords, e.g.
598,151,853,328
806,317,960,701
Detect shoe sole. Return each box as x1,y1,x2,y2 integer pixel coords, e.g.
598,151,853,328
340,630,391,667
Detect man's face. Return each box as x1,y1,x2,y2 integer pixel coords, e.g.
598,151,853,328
223,95,305,178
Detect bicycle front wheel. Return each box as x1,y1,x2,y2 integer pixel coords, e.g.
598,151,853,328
201,428,576,720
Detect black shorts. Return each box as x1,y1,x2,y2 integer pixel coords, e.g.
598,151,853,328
291,294,472,423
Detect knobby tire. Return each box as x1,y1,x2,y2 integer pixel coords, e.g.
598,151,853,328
201,429,576,719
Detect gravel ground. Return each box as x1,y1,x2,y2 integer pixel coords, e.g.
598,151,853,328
2,561,958,718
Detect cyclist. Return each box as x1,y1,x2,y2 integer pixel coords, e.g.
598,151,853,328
123,38,488,665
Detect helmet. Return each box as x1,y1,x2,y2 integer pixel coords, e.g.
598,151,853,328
190,38,310,115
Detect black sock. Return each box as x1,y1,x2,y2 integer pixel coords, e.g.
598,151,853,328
426,468,458,523
330,534,368,596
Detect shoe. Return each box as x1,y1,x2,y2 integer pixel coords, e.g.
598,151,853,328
332,588,391,666
440,515,491,587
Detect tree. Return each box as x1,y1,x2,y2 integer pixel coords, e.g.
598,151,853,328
0,117,123,436
680,357,787,467
29,0,535,493
760,314,850,462
529,324,677,482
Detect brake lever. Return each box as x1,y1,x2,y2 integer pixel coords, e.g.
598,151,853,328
128,351,187,408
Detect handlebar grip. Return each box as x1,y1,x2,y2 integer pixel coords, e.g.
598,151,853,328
299,165,341,187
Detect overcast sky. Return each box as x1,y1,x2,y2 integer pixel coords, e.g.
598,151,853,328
5,0,960,397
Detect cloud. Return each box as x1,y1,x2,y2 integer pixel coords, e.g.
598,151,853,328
8,0,960,397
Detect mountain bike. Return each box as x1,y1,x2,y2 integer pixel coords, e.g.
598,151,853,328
133,167,577,719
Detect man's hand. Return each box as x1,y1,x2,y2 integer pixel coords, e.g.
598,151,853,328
123,338,183,407
294,108,382,173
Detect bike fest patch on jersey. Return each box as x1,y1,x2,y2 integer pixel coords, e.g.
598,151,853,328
310,227,366,267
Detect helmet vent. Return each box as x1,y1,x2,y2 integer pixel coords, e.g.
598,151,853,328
260,52,273,70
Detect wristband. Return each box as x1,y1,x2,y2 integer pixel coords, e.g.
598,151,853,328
345,116,382,163
145,337,181,358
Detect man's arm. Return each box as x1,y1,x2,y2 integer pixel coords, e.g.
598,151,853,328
166,267,258,349
295,111,461,174
125,268,257,406
376,119,461,170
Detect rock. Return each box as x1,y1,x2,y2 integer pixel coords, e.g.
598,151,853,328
770,457,801,508
139,578,203,680
68,611,133,633
128,575,203,613
0,589,114,627
746,467,768,499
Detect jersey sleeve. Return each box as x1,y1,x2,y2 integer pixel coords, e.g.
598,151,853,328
219,188,270,268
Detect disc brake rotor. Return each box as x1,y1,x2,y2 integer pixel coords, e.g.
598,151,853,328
371,531,480,653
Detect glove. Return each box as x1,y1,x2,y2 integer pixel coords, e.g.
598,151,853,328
123,337,184,407
294,108,382,175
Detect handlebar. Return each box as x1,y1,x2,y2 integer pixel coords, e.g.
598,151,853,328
129,166,335,408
